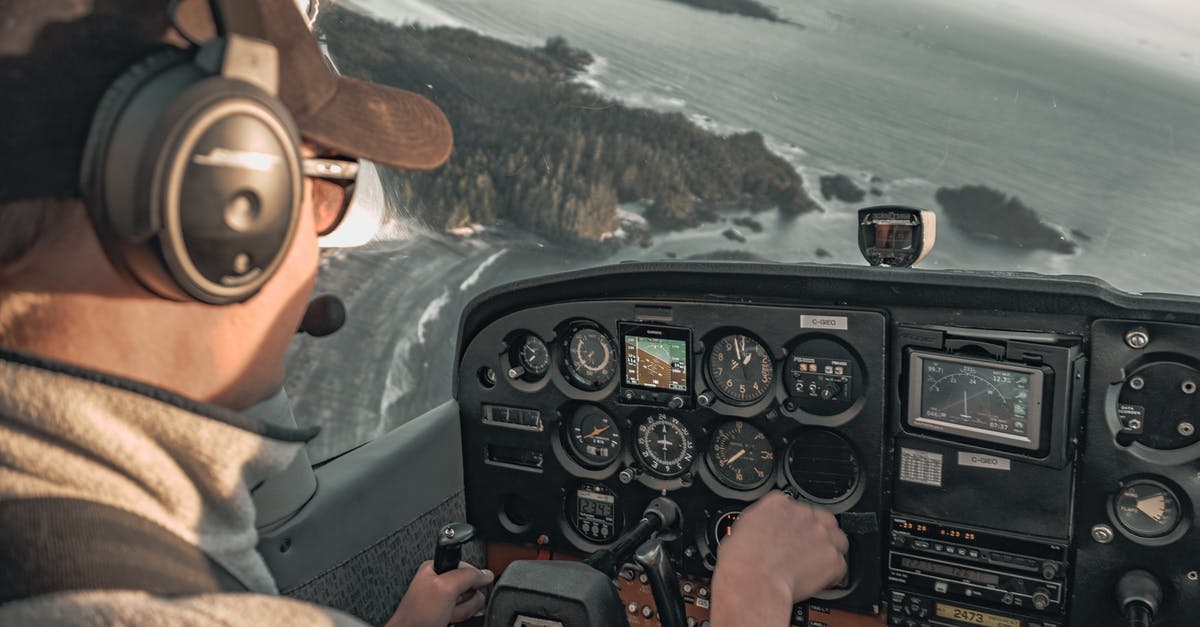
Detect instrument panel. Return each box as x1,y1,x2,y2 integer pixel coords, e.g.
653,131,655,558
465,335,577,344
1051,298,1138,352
454,262,1200,627
458,300,888,611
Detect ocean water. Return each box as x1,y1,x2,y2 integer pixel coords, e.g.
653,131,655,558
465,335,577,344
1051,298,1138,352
353,0,1200,292
289,0,1200,459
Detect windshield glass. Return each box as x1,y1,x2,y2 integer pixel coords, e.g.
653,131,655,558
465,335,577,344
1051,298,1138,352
288,0,1200,461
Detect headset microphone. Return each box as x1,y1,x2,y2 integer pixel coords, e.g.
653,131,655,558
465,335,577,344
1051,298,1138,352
297,295,346,337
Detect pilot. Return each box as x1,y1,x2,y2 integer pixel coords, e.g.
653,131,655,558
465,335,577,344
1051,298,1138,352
0,0,847,625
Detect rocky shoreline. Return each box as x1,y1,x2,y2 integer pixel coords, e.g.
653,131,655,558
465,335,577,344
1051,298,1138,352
318,5,819,250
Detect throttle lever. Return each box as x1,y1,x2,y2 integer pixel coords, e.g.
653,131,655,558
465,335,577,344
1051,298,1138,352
634,538,687,627
434,522,476,574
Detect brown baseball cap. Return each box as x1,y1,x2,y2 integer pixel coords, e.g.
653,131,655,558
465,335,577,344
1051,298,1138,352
0,0,453,204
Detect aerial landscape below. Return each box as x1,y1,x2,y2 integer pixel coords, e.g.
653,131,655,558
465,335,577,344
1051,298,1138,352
319,4,818,250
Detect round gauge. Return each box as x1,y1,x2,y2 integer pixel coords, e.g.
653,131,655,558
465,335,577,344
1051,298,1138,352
1113,480,1182,538
712,510,742,546
566,405,622,468
564,326,617,390
515,335,550,378
785,338,861,415
707,333,774,404
785,430,861,503
707,421,776,490
635,413,696,478
567,481,620,544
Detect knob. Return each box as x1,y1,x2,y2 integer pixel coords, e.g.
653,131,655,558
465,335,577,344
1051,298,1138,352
697,391,715,407
507,366,526,380
433,522,476,574
668,396,685,409
1041,562,1059,580
1116,570,1162,626
619,467,640,484
1032,588,1051,611
820,382,842,400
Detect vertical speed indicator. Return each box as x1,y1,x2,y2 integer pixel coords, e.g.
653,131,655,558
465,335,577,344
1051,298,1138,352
707,421,775,490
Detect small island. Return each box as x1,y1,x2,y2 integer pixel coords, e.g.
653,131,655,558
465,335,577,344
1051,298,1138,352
934,185,1076,254
318,5,818,248
663,0,783,22
819,174,866,203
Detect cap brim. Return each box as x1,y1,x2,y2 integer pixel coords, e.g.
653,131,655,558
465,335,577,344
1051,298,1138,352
294,76,453,171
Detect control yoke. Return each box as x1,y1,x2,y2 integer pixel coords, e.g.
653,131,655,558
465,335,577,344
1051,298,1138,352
485,498,686,627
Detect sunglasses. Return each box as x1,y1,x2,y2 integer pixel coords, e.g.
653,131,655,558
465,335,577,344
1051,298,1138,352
302,157,360,236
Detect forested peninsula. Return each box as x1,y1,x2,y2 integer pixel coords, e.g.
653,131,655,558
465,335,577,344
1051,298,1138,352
318,5,818,247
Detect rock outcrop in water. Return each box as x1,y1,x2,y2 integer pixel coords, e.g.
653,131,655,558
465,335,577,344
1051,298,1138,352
820,174,866,203
317,6,819,247
664,0,783,22
935,185,1076,254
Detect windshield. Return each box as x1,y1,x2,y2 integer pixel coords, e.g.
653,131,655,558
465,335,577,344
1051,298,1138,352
287,0,1200,461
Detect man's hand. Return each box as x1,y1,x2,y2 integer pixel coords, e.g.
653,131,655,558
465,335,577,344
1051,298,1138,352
710,491,848,626
385,560,494,627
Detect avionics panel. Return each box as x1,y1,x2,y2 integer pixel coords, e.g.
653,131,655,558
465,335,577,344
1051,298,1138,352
453,262,1200,627
906,352,1045,452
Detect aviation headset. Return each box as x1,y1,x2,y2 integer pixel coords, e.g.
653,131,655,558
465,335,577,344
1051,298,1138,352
79,0,303,305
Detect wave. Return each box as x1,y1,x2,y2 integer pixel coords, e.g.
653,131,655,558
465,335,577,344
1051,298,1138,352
460,249,508,291
417,286,452,344
573,54,609,91
361,0,466,28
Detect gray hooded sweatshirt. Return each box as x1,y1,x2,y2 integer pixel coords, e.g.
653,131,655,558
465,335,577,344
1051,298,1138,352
0,350,368,626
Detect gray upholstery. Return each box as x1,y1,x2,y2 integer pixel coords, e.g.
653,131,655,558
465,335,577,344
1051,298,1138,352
283,491,484,626
258,401,472,625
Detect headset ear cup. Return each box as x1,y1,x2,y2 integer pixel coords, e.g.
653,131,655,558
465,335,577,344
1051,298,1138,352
79,43,303,305
80,47,190,218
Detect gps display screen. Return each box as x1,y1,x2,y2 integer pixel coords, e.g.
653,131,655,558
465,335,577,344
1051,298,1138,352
907,352,1045,451
620,324,690,393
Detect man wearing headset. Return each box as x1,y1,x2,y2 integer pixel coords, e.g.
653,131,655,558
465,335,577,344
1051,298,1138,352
0,0,847,625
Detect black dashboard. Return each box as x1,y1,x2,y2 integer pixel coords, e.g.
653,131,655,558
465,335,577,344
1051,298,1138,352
453,262,1200,627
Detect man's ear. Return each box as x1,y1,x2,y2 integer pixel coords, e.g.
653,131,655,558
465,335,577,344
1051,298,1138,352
310,178,345,234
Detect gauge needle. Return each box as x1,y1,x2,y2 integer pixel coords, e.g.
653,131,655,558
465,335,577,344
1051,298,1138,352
586,424,611,438
723,448,747,466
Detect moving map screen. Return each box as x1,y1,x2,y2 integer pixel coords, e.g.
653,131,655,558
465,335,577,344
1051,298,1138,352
621,324,690,393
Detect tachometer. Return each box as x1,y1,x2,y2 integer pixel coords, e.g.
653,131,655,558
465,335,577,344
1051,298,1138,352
566,405,622,468
707,333,774,404
564,326,617,390
635,413,695,478
707,420,775,490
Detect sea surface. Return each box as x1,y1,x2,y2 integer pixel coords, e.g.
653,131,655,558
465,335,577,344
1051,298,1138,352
289,0,1200,460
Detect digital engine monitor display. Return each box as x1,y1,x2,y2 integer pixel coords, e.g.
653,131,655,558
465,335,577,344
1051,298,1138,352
620,323,690,393
907,352,1045,451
